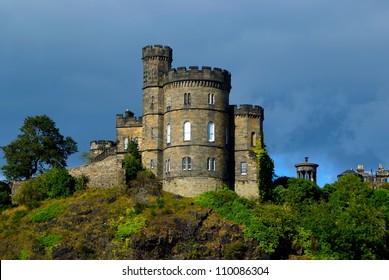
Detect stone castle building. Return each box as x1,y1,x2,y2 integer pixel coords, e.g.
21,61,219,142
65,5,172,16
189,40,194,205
110,45,264,198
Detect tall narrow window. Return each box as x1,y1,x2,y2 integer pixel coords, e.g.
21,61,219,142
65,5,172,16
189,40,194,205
134,137,139,145
208,122,215,142
150,159,154,169
151,96,154,109
207,158,216,171
187,157,192,170
168,159,171,172
124,137,129,150
187,93,191,105
251,132,256,147
167,123,171,144
240,162,247,175
184,93,187,105
182,158,187,170
208,93,215,105
184,121,191,141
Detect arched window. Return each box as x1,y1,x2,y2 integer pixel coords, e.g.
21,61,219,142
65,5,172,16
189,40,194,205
134,137,139,145
208,122,215,142
167,123,171,144
182,158,187,170
187,157,192,170
251,132,256,147
184,121,191,141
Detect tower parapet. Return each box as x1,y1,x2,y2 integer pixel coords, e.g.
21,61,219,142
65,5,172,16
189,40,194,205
164,66,231,91
116,110,142,128
142,45,173,61
233,104,264,119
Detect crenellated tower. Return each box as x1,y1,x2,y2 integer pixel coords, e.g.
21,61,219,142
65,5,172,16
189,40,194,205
142,45,173,178
161,66,232,197
232,104,264,198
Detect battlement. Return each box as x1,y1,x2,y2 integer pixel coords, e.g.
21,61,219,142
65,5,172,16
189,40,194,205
233,104,264,119
116,110,143,127
90,140,115,150
164,66,231,88
142,45,173,60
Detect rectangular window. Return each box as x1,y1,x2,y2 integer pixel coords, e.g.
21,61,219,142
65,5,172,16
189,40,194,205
184,121,191,141
240,162,247,175
167,124,171,144
207,158,216,171
150,159,154,169
168,159,171,173
188,157,192,170
208,122,215,142
182,158,186,170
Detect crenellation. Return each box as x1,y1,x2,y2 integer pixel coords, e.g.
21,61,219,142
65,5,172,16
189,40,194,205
116,112,143,128
164,66,231,90
233,104,264,119
142,45,173,60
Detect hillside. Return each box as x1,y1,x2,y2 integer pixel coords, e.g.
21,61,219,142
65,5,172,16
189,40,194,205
0,188,263,260
2,174,389,260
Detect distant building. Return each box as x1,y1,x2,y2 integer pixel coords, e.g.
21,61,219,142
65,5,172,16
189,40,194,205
294,157,319,184
337,164,389,189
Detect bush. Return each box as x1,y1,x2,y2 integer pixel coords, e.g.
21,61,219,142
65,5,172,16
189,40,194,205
41,167,75,198
12,176,46,206
29,203,65,223
12,167,76,206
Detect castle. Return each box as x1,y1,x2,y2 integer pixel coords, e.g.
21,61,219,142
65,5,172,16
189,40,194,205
87,45,264,199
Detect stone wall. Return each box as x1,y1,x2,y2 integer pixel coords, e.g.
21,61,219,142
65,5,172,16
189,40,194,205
68,154,125,188
163,177,224,197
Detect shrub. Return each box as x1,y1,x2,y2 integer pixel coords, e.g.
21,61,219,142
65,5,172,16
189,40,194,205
29,203,65,223
12,167,76,206
41,167,75,198
12,176,46,206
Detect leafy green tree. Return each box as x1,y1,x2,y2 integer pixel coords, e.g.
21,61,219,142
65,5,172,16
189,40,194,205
297,174,389,259
1,115,77,180
41,167,75,199
275,178,322,207
122,139,143,183
253,140,274,202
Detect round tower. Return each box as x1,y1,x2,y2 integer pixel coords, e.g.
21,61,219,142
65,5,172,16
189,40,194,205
161,66,232,197
233,104,265,199
295,157,319,184
141,45,173,178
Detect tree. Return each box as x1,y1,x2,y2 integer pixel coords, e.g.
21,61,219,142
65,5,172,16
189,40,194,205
122,138,143,183
253,140,275,202
1,115,78,180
